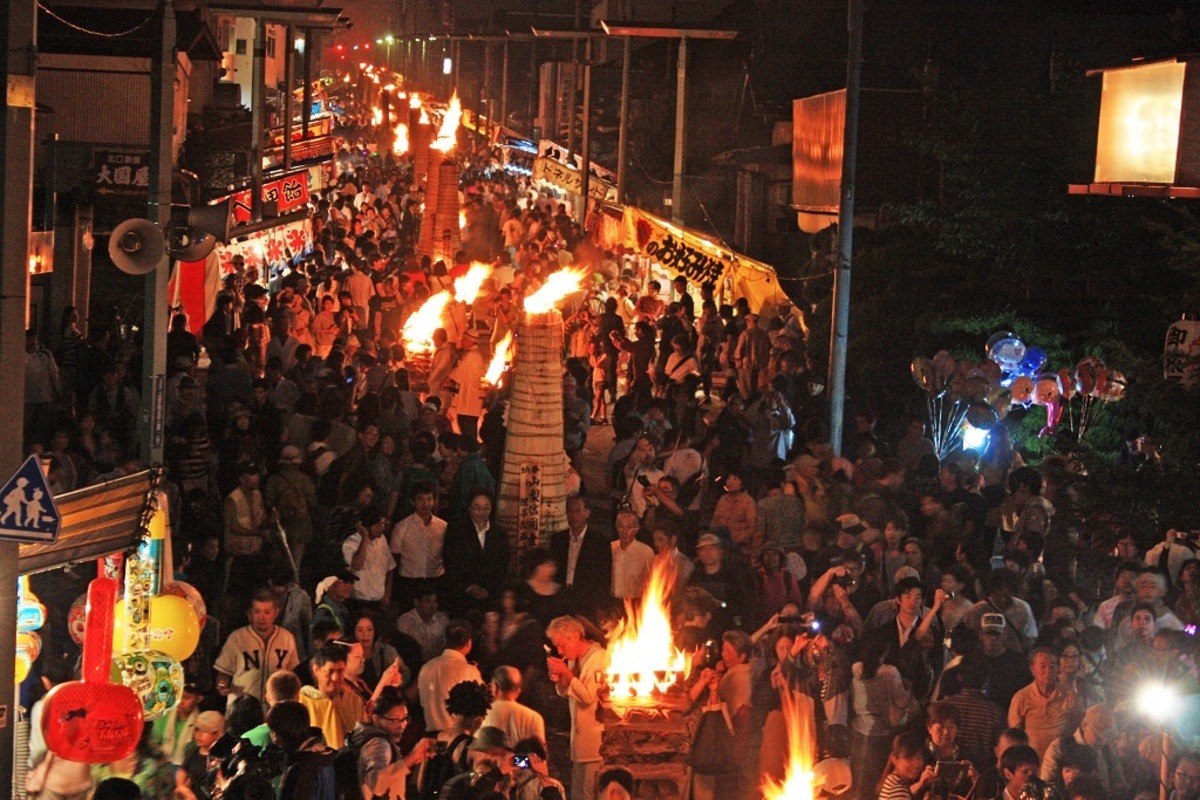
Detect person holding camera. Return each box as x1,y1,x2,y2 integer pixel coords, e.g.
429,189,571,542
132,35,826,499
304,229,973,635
506,738,566,800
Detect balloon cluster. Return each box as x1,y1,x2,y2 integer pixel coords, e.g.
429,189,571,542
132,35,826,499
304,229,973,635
912,331,1129,452
16,576,46,683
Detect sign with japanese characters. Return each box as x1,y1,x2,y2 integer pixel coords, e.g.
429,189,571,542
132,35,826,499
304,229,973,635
532,157,617,202
1164,319,1200,386
216,170,312,224
93,150,150,198
214,217,314,275
517,463,542,553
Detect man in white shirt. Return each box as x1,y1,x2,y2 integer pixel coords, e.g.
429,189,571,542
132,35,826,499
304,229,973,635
547,616,609,800
481,665,546,749
213,588,301,712
396,588,450,662
342,507,396,611
390,484,446,610
416,620,483,732
611,510,655,600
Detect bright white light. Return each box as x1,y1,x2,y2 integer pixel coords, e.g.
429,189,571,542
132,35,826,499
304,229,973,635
442,57,453,75
1136,683,1178,723
962,425,990,451
294,37,305,54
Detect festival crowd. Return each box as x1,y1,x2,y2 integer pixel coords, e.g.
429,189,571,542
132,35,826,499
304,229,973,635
19,120,1199,800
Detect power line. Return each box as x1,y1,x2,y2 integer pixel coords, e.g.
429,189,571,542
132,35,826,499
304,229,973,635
37,1,156,39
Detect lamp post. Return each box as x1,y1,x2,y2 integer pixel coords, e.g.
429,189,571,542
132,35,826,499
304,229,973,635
375,34,395,69
600,23,737,225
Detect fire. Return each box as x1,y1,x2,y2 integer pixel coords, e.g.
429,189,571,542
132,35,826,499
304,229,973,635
484,332,513,385
409,94,422,110
432,92,462,152
604,558,692,707
401,290,452,353
371,106,383,126
523,268,588,314
454,262,493,305
394,123,410,155
459,210,467,230
762,691,818,800
420,108,431,126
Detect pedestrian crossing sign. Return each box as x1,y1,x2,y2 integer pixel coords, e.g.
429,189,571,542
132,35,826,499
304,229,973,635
0,455,61,543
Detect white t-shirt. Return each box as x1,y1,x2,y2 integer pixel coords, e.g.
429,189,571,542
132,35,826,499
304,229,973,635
342,533,397,601
390,513,447,579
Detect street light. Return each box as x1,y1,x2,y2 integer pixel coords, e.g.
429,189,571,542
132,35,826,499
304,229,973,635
600,22,737,224
1136,681,1179,800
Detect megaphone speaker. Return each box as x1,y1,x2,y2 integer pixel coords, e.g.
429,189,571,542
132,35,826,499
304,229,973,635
189,198,233,243
167,229,216,262
108,218,165,275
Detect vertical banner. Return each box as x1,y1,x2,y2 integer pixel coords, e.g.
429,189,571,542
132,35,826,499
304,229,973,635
517,463,542,554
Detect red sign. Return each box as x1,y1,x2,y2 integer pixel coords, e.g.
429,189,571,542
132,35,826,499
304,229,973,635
217,170,311,223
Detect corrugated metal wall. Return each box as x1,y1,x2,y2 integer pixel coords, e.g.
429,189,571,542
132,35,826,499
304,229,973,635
39,68,152,146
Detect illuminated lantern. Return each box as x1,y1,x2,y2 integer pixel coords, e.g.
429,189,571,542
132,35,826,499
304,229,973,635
112,595,200,663
42,576,143,763
1164,318,1200,386
111,651,185,722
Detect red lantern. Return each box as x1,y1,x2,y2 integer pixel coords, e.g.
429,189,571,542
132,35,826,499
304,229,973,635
42,576,144,763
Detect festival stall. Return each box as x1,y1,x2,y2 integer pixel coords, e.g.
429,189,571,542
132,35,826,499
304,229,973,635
591,203,795,318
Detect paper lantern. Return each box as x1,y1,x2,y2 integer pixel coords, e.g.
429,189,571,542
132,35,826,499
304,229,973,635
112,595,200,663
111,651,184,721
43,576,143,763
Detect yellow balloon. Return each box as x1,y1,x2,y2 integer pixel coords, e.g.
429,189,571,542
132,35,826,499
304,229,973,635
15,651,30,683
148,507,166,540
112,595,200,662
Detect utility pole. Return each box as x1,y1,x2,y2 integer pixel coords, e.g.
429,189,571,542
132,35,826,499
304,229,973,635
578,37,593,223
617,35,630,202
827,0,864,456
671,36,686,225
141,0,175,468
283,25,294,171
250,19,266,221
0,0,34,791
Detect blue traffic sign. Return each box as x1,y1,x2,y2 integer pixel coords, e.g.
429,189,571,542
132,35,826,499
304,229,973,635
0,455,61,543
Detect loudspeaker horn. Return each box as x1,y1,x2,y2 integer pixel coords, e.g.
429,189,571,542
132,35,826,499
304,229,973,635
167,199,233,262
189,198,233,243
108,218,165,275
167,229,217,262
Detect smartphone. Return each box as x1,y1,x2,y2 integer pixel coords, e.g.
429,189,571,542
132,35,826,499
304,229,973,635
636,475,651,487
512,754,531,769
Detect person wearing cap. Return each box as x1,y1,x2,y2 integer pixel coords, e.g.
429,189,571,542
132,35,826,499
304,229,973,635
814,514,867,578
312,568,352,638
962,568,1039,655
971,613,1032,711
150,682,202,766
449,326,488,441
438,725,521,800
213,587,300,712
546,615,609,800
507,737,566,800
733,311,770,399
688,530,751,633
181,709,225,795
264,445,318,571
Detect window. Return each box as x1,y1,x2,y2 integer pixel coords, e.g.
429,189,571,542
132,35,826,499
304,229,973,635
266,34,276,59
235,38,246,55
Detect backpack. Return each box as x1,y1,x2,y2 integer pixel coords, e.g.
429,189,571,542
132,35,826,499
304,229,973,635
417,732,472,800
277,474,310,524
332,729,389,800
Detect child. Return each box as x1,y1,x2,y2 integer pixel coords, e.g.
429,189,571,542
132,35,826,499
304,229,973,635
589,341,610,425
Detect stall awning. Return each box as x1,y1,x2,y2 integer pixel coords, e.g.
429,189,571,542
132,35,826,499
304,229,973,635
19,470,154,575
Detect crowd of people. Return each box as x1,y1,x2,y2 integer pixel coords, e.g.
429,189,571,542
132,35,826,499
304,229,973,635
18,112,1200,800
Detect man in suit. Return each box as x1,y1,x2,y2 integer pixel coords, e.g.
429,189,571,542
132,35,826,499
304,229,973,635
442,490,510,616
551,495,613,616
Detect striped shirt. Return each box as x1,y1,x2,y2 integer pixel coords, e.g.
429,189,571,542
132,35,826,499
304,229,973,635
879,772,914,800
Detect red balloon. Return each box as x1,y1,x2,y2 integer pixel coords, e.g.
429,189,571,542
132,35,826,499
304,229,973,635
42,577,143,764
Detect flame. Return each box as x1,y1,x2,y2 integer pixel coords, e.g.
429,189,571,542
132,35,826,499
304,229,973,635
762,691,818,800
459,210,467,229
604,558,692,705
523,268,588,314
410,94,422,110
454,262,492,305
420,108,431,126
394,123,410,154
484,332,513,385
371,106,383,126
401,291,453,353
432,92,462,152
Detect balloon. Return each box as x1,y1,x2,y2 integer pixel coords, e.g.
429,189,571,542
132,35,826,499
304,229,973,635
43,577,143,764
1104,370,1128,402
987,388,1013,419
966,401,999,429
112,595,200,663
111,650,184,721
910,356,936,394
18,631,42,663
15,651,31,683
18,599,46,634
1039,402,1064,438
1057,368,1076,401
1018,346,1047,376
1032,373,1062,407
1093,367,1109,399
964,370,991,401
1075,356,1104,396
976,360,1002,388
161,581,207,624
1011,375,1034,404
987,331,1026,366
932,350,957,390
67,594,87,646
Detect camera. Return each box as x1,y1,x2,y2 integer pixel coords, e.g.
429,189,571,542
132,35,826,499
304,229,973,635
808,619,822,634
777,615,804,625
702,639,721,669
512,754,532,769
